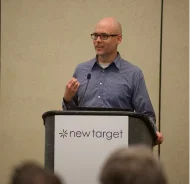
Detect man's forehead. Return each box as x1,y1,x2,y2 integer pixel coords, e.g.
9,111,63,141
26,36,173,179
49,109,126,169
93,31,111,34
94,24,114,33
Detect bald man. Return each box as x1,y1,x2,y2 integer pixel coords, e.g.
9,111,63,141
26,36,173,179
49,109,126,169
62,17,163,145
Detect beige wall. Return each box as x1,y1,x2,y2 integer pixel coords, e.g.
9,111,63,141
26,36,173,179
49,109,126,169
160,0,189,183
0,0,188,184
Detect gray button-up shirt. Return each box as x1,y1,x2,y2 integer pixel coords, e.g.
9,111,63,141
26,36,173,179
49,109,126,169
62,53,157,131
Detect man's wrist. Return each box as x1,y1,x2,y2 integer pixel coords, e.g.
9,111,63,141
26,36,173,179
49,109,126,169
63,97,71,103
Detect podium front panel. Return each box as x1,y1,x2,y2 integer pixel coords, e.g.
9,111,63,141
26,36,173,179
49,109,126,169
54,115,128,184
43,110,156,184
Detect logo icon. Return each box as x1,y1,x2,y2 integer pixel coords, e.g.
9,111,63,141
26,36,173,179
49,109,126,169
59,129,68,138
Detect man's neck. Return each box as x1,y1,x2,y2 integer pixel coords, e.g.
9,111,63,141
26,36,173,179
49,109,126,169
97,51,118,63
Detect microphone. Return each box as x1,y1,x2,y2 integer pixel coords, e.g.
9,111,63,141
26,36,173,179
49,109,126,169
78,73,91,107
87,73,91,80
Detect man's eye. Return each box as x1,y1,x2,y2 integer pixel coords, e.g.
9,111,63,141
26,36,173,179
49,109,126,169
102,34,108,38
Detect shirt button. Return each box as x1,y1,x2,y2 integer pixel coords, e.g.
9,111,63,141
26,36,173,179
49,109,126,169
98,96,101,98
100,82,102,85
102,70,104,72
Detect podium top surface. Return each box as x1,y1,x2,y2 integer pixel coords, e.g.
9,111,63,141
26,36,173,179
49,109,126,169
42,109,157,142
42,109,152,126
42,109,145,119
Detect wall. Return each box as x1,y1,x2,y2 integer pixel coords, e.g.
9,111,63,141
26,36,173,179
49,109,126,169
160,0,189,183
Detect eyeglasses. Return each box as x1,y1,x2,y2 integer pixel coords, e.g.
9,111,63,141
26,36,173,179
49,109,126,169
91,33,120,40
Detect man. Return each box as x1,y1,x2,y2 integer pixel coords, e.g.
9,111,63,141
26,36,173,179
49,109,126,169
62,17,163,144
10,161,63,184
99,145,167,184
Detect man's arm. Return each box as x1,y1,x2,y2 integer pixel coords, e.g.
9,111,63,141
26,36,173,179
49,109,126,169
62,77,80,110
132,69,156,129
131,69,163,144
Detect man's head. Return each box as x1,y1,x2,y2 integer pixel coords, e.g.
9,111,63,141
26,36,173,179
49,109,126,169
91,17,122,58
99,145,167,184
10,161,63,184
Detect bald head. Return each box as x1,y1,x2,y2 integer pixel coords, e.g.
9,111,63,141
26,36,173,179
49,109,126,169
95,17,122,35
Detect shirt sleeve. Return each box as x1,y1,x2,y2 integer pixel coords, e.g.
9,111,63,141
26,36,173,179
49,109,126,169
132,69,157,132
62,98,78,110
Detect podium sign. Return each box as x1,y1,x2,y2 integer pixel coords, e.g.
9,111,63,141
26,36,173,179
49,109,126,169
54,115,128,184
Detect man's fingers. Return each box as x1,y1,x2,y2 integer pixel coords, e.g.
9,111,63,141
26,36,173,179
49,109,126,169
73,82,80,91
67,81,80,94
155,131,164,145
67,78,78,89
68,77,74,85
68,77,77,84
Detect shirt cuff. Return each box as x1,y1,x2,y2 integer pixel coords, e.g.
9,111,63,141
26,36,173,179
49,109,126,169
148,116,157,132
62,98,77,110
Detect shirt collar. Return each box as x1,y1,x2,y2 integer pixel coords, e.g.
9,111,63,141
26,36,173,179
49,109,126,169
90,52,122,70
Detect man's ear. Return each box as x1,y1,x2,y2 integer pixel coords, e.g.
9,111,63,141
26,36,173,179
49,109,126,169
117,35,122,44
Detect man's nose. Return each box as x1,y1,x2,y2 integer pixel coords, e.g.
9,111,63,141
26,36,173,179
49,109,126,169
96,36,102,42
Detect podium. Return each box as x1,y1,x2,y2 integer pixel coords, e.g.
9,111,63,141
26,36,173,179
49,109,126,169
42,110,157,184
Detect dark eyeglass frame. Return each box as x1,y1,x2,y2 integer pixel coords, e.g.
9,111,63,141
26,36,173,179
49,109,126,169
91,33,120,40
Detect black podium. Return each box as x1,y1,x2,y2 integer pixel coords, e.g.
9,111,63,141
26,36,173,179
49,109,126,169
42,110,157,184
